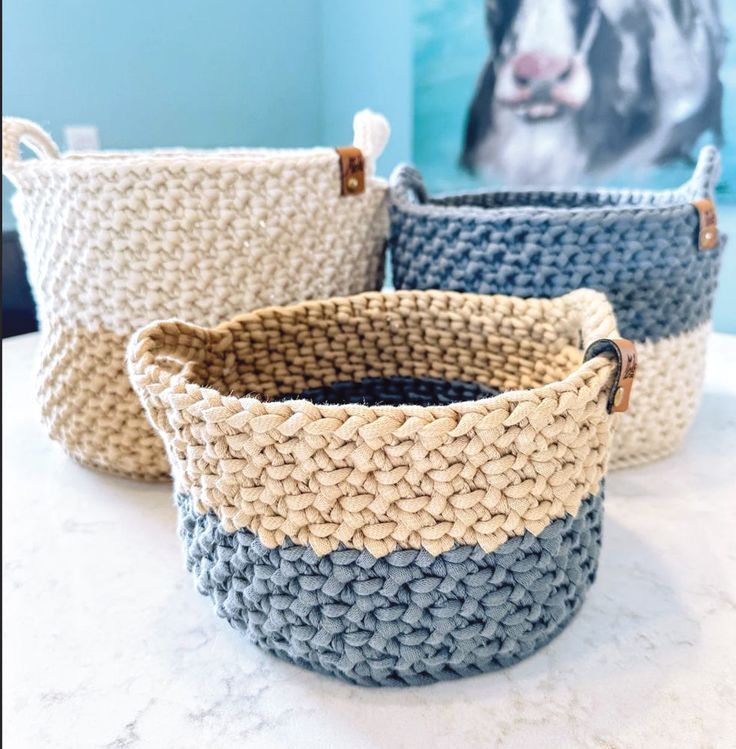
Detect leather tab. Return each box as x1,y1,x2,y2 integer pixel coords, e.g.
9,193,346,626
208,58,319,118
336,146,365,196
584,338,638,414
692,198,719,250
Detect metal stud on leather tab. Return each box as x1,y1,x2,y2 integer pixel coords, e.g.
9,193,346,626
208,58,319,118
336,146,365,195
692,198,719,250
584,338,638,413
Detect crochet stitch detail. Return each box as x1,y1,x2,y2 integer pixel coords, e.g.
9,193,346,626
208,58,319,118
388,147,722,343
177,488,603,687
388,149,723,468
129,289,621,558
279,375,501,407
2,113,390,480
610,321,710,468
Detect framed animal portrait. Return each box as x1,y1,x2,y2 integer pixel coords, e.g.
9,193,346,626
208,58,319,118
413,0,733,198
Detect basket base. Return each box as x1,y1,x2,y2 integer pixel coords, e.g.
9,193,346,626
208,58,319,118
177,489,604,687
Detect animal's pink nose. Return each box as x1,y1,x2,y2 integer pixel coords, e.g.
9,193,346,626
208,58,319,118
512,52,573,86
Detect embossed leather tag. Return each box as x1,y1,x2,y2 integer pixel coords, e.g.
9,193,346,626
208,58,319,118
692,198,719,250
584,338,638,414
336,146,365,196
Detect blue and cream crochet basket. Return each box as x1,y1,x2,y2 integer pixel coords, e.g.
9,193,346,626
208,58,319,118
389,148,724,468
129,289,634,686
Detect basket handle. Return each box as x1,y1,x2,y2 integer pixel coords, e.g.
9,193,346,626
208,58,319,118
684,145,721,200
352,109,390,178
2,118,60,178
389,164,429,205
127,319,228,385
127,319,231,443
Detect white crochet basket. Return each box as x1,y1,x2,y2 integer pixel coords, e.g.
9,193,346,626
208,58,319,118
3,111,390,480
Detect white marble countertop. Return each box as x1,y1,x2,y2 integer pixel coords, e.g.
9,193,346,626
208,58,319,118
3,331,735,749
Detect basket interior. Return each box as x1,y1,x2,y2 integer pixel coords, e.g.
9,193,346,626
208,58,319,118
277,375,501,407
187,295,585,403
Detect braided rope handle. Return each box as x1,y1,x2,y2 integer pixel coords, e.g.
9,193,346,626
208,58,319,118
352,110,390,177
2,117,60,180
388,164,429,205
684,145,721,200
128,318,238,387
128,319,231,441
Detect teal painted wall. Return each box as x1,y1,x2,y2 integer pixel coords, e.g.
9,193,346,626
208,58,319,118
319,0,413,176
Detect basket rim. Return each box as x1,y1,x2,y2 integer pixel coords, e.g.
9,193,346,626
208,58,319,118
390,177,701,222
4,147,391,184
128,289,622,557
388,145,720,223
2,112,393,183
129,288,620,421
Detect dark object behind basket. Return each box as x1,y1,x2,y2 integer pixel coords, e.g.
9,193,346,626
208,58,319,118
2,230,38,338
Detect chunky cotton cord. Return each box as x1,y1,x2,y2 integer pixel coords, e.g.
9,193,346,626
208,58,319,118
128,288,621,558
388,147,724,468
177,488,604,686
352,109,390,177
2,114,391,480
127,288,620,687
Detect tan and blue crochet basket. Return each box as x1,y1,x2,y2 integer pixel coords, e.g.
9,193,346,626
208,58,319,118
129,288,635,686
389,148,724,468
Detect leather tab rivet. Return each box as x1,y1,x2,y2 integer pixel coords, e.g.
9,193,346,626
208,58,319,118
336,146,365,196
692,198,719,251
583,337,638,414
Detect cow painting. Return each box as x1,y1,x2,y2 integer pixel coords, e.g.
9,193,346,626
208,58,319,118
462,0,725,186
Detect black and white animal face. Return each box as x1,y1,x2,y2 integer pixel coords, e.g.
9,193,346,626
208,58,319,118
489,0,599,122
463,0,725,186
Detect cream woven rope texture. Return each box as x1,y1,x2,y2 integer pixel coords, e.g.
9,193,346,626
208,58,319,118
3,111,391,480
128,288,625,559
610,322,710,467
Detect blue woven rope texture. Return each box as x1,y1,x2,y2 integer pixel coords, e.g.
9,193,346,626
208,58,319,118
177,489,603,687
388,148,724,343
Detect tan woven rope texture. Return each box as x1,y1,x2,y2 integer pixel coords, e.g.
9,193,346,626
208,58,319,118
129,289,624,558
3,112,391,480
